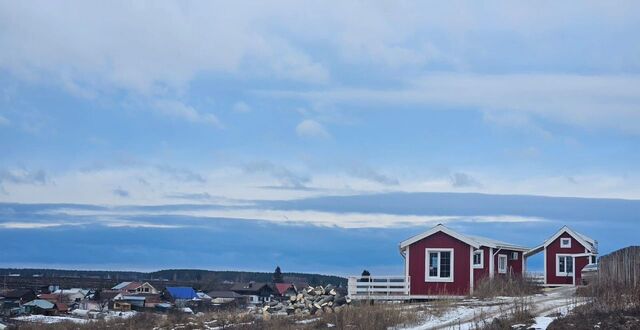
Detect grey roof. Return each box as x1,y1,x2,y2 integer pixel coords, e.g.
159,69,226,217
467,235,530,251
119,296,146,301
400,224,529,251
230,282,273,294
112,282,132,290
207,290,244,299
24,299,55,309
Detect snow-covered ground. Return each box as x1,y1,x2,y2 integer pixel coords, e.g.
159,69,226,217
12,315,92,324
404,286,582,330
13,310,137,325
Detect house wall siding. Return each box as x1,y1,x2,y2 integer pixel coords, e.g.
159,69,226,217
408,231,471,296
493,249,523,276
545,232,587,285
473,246,491,287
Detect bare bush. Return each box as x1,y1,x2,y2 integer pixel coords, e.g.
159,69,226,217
321,303,420,330
473,275,541,299
474,297,534,330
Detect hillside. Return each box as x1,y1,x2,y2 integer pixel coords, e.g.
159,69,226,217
0,268,347,287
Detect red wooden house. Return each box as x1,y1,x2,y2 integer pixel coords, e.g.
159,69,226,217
399,224,529,296
524,226,597,286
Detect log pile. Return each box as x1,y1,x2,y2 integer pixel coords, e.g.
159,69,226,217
257,284,351,317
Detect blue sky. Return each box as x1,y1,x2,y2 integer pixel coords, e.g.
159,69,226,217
1,1,639,274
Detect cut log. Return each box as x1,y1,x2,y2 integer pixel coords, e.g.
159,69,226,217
324,284,334,295
334,296,347,306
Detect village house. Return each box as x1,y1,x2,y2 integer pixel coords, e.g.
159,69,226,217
22,299,67,315
52,288,90,303
274,283,297,299
164,287,198,303
0,289,37,309
524,225,598,286
206,290,246,305
399,224,529,296
111,281,158,294
230,282,276,304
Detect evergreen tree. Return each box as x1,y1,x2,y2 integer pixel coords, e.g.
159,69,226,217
273,266,284,283
360,269,371,282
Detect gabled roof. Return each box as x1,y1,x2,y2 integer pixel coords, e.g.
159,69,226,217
399,224,529,251
165,287,197,300
525,225,597,257
112,282,133,290
24,299,55,309
230,282,274,294
274,283,296,295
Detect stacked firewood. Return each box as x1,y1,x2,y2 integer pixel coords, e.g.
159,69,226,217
258,284,351,317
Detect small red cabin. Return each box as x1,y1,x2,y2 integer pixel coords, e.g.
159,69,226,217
524,226,597,286
399,224,529,296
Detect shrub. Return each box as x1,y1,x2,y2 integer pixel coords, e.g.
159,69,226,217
473,275,541,299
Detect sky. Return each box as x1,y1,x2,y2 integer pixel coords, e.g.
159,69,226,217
1,1,639,275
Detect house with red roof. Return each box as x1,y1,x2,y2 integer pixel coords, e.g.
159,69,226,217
274,283,297,298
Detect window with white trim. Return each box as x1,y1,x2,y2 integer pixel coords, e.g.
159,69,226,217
473,250,484,269
556,255,574,276
590,255,597,264
560,238,571,248
509,252,518,260
425,248,454,282
498,254,508,274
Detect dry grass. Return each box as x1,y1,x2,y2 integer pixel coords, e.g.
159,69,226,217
472,297,534,330
577,280,640,312
10,303,421,330
319,303,420,330
549,269,640,329
473,275,541,299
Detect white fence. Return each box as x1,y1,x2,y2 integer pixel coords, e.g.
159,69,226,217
347,276,410,298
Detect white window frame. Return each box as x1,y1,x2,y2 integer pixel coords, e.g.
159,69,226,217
560,238,571,248
556,254,574,276
510,252,518,260
473,249,484,269
497,254,508,274
425,248,454,282
590,255,597,264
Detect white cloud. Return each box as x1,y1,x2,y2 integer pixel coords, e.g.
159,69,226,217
265,73,640,134
47,207,549,229
0,1,330,95
296,119,330,139
153,100,221,128
2,164,640,206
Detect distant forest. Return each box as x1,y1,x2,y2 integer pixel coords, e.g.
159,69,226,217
0,268,347,287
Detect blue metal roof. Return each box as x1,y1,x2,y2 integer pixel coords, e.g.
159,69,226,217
166,287,197,300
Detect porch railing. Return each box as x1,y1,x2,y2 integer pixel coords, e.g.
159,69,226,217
347,276,410,297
